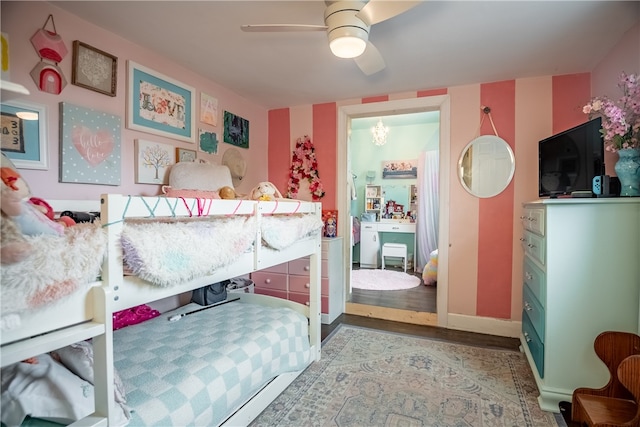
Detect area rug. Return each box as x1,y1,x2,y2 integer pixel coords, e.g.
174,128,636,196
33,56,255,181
251,325,566,427
351,268,421,290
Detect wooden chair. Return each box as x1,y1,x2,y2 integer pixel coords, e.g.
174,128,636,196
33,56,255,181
572,331,640,426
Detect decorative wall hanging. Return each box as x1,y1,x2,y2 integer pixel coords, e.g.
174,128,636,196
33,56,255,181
382,159,418,179
176,147,197,163
0,100,48,170
286,135,325,201
199,129,218,154
127,61,195,143
59,102,121,185
135,139,174,184
30,14,68,95
71,41,117,96
223,111,249,148
200,93,218,126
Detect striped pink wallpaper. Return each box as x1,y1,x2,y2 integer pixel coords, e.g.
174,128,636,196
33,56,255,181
267,74,591,321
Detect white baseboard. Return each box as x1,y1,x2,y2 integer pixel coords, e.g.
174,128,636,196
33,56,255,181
447,313,521,338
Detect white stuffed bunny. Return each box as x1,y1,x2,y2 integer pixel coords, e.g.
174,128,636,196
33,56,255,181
249,182,283,201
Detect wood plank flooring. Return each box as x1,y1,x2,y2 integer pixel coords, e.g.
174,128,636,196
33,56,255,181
349,264,436,312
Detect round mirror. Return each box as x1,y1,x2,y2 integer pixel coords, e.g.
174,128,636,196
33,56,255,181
458,135,515,198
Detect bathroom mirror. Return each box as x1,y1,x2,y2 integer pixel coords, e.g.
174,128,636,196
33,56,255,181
458,135,515,198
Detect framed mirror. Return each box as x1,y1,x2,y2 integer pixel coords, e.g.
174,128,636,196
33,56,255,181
458,135,515,198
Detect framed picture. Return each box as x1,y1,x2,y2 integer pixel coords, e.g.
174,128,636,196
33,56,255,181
0,100,48,170
223,110,249,148
382,159,418,179
176,147,197,162
136,139,175,184
200,92,218,126
71,41,118,97
127,60,195,143
60,102,121,185
198,129,218,154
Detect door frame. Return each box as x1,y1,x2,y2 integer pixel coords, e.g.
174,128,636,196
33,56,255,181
336,95,451,327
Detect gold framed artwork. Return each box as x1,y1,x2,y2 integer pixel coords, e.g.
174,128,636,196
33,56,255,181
71,41,118,97
176,147,197,162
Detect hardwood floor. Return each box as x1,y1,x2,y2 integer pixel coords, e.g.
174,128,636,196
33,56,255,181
321,313,519,350
349,264,436,312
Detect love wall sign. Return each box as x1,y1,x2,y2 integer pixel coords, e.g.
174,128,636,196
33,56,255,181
60,102,121,185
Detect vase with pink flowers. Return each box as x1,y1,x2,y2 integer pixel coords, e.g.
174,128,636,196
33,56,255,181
583,72,640,196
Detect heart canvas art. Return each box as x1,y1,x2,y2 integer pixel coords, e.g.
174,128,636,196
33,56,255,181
60,102,121,185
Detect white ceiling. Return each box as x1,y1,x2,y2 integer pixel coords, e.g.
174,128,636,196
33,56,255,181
50,1,639,110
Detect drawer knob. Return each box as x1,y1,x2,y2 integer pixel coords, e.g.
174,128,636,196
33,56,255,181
524,332,531,342
305,283,310,289
519,237,526,242
265,278,271,284
527,243,536,248
524,302,532,311
525,272,533,280
304,266,310,271
305,301,310,306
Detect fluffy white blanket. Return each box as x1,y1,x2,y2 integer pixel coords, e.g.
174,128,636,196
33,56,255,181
261,214,324,250
1,223,107,330
121,216,257,287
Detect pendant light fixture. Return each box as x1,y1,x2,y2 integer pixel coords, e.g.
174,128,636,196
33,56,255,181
372,118,389,146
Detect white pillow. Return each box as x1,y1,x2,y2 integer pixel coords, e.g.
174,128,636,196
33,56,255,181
52,341,129,412
1,354,95,426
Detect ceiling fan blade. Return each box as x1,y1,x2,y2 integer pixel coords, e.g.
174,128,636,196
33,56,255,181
356,0,422,26
354,41,385,76
241,24,327,32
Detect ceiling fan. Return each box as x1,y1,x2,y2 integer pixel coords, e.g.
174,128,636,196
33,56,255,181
241,0,421,76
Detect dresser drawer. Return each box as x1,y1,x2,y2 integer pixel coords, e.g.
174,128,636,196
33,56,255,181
288,292,329,313
523,257,546,303
522,207,545,236
288,258,328,278
522,314,544,378
289,275,329,296
257,262,288,274
523,230,545,266
251,271,287,291
523,284,545,341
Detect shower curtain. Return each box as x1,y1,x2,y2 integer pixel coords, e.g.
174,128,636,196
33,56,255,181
416,151,439,272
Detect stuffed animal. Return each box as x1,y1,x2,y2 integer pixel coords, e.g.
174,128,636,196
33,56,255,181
249,182,283,201
1,153,63,237
218,186,237,199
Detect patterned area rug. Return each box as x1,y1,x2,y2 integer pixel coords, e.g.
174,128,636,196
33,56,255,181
351,269,421,290
251,325,566,427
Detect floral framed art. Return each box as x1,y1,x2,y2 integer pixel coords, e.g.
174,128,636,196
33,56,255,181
176,147,197,162
223,110,249,148
60,102,121,185
71,41,118,97
0,100,48,170
126,60,195,143
135,139,175,184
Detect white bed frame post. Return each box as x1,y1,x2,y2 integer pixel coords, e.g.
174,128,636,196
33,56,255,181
308,203,322,361
94,194,121,426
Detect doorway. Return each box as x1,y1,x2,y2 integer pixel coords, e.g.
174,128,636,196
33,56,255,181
336,96,450,328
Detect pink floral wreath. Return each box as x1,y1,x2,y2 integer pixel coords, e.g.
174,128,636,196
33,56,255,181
286,135,325,201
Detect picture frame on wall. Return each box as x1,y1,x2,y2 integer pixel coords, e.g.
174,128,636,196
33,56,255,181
136,139,175,184
382,159,418,179
126,60,195,143
59,102,121,185
223,110,249,149
200,92,218,126
176,147,197,162
71,41,118,97
198,129,218,154
0,100,48,170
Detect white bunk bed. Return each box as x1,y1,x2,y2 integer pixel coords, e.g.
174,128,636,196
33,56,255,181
1,194,323,427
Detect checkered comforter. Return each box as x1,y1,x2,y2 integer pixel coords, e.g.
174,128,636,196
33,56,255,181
113,302,311,426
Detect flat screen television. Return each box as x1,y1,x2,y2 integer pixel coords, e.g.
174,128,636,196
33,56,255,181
538,117,604,197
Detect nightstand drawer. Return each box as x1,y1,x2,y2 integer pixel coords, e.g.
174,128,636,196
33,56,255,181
523,257,546,303
523,284,545,341
522,314,544,378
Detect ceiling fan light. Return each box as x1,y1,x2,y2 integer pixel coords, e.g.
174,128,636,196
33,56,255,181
328,26,367,58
